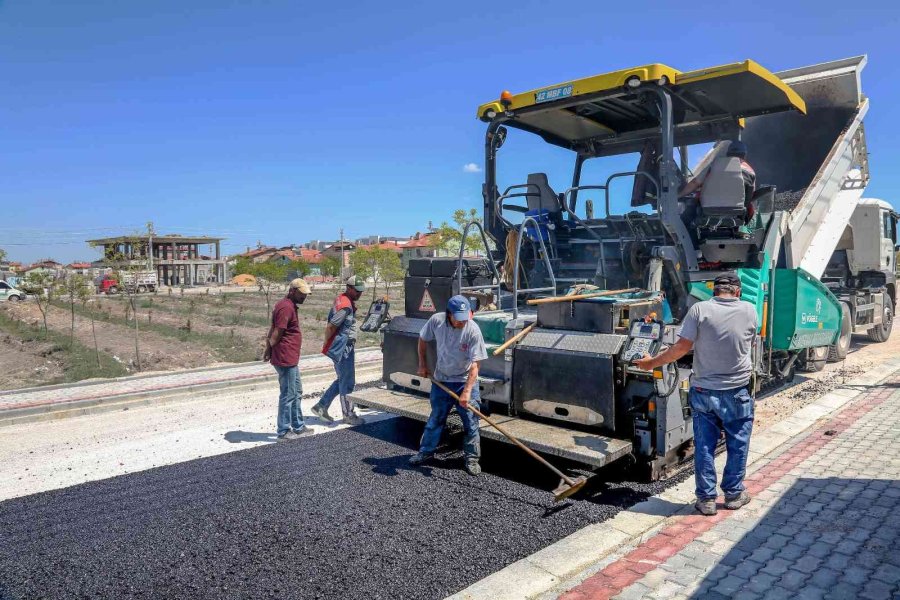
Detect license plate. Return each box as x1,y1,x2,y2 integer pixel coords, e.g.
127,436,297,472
535,84,573,104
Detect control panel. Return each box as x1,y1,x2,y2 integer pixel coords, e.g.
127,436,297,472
620,319,664,364
360,299,391,333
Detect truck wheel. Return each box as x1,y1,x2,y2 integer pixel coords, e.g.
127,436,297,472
108,286,119,295
867,301,893,343
137,285,147,293
827,303,852,362
800,346,827,372
8,295,22,302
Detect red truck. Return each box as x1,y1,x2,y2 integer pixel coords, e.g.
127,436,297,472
98,271,158,294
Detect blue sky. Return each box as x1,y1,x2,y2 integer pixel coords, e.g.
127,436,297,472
2,0,898,263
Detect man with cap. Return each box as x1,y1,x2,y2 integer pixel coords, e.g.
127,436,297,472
635,273,758,515
409,295,488,476
311,275,367,425
264,278,312,440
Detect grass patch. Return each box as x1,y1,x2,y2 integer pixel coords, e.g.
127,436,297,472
55,301,260,364
0,310,128,384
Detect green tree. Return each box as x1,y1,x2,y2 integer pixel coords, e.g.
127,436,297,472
428,208,489,256
350,247,403,300
60,274,93,347
21,271,59,336
289,258,311,278
246,261,289,316
374,248,403,299
0,247,7,265
232,256,253,276
20,271,58,334
320,256,341,277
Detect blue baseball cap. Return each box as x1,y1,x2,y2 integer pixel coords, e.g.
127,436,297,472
446,295,472,321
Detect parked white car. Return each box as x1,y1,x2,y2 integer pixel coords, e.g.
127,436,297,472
0,280,26,302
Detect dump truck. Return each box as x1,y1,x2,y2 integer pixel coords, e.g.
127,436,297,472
99,271,158,294
351,56,896,479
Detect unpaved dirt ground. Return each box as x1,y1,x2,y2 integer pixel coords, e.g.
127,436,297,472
754,333,896,430
2,303,218,374
0,332,65,389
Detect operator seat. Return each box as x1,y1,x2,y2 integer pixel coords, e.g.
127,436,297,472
523,172,560,254
694,157,755,265
698,156,746,219
525,173,561,215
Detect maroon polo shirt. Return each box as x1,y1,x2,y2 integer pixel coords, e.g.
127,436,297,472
270,297,302,367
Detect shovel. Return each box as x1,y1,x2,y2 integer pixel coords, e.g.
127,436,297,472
431,379,588,502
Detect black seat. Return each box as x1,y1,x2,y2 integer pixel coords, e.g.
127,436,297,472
525,173,561,215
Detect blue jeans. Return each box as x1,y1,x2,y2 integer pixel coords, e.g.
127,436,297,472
419,381,481,459
690,386,754,500
273,364,304,436
315,347,356,413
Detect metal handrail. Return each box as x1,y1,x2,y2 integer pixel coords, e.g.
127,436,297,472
495,183,541,228
603,171,659,217
512,216,558,319
457,221,502,308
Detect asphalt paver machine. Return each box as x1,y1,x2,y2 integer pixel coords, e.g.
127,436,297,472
352,56,895,479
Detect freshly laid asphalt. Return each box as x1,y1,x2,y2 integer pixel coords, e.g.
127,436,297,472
0,418,689,600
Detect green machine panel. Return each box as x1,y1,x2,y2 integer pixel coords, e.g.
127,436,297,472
771,269,841,350
687,256,770,333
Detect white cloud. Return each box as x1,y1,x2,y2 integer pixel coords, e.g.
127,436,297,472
462,163,482,173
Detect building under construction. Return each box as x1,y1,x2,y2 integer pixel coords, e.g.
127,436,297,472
88,234,227,286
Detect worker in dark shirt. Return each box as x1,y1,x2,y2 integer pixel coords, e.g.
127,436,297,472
264,278,312,440
311,276,366,425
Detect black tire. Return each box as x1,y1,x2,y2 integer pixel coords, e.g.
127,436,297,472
827,303,851,362
108,286,119,295
800,346,828,372
7,295,22,302
867,300,893,343
137,285,147,293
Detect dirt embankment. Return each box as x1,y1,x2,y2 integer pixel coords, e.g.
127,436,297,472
4,303,219,373
0,332,65,390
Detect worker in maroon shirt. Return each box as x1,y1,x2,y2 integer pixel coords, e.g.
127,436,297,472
264,278,312,440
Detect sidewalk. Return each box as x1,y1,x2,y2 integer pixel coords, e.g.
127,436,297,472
555,373,900,599
449,357,900,600
0,348,381,413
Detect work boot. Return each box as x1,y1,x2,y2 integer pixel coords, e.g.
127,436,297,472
695,498,717,516
277,430,303,441
408,452,434,466
464,458,481,476
311,404,335,423
724,491,751,510
343,413,364,426
291,425,312,436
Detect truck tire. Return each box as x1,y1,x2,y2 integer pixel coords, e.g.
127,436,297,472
137,285,147,293
827,303,851,362
8,295,22,302
107,286,119,295
867,301,893,343
800,346,828,372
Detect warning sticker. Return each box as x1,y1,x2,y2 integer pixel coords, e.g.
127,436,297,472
419,289,436,312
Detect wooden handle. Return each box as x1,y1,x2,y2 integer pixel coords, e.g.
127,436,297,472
492,322,537,356
526,287,640,305
430,379,575,485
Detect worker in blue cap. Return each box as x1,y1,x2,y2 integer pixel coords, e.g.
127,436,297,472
409,295,488,475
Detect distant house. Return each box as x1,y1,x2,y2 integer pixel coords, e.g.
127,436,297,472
266,247,325,278
23,259,64,278
401,233,438,268
322,242,357,268
64,262,101,277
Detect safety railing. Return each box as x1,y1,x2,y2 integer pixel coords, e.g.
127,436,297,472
456,221,503,308
512,216,558,318
494,183,541,229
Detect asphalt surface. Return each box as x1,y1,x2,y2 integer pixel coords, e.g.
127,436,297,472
0,417,688,600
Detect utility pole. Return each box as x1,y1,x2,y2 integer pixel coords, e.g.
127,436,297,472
340,227,345,279
147,221,155,271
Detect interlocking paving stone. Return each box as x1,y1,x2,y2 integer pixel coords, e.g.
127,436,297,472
560,377,900,600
